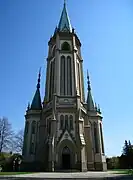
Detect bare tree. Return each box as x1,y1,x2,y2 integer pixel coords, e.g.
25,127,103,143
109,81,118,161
14,129,24,154
0,117,14,152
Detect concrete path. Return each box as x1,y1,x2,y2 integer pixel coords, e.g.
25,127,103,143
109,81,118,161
0,171,132,180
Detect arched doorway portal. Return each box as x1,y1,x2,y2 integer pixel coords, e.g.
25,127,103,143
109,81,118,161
62,146,71,169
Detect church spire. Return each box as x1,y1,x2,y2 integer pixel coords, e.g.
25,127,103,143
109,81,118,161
86,70,95,111
37,68,41,89
58,0,72,32
87,70,91,91
30,68,42,110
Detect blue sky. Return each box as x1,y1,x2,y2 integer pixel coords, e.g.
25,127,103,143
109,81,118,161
0,0,133,157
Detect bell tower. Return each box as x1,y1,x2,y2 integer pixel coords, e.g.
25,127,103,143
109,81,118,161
44,1,85,102
23,1,107,172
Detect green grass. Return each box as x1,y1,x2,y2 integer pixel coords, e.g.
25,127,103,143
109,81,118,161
110,169,133,175
0,172,34,176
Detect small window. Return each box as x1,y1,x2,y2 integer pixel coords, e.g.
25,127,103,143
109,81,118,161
61,42,71,51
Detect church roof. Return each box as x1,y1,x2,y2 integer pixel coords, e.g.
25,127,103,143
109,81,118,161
58,1,72,32
86,71,95,111
30,69,42,110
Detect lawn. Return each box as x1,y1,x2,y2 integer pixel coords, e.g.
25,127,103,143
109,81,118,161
110,169,133,175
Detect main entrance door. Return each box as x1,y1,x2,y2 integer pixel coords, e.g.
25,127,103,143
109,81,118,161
62,146,71,169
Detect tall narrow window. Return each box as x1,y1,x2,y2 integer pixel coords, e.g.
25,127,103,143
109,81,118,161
49,62,53,100
94,123,99,153
69,115,73,130
51,60,55,96
100,123,104,154
30,143,34,154
77,62,81,96
65,115,68,129
76,62,79,93
60,115,64,130
31,121,36,134
25,121,29,134
29,121,36,155
67,56,72,95
49,59,55,100
60,56,65,95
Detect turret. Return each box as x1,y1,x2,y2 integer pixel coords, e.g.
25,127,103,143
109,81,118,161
30,68,42,110
23,69,42,162
86,70,95,111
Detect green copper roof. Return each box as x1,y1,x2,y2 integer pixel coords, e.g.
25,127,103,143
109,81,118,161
30,70,42,110
86,71,95,111
58,2,72,32
31,89,42,110
87,90,95,111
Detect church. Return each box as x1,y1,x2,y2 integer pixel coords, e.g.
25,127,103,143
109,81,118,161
22,2,107,172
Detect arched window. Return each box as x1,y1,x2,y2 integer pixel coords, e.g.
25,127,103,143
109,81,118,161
100,123,104,153
30,121,36,155
94,122,99,153
31,121,36,134
61,42,71,51
60,56,65,95
25,121,29,134
67,56,72,95
77,62,81,96
65,115,68,129
60,115,64,130
69,115,73,130
49,59,55,100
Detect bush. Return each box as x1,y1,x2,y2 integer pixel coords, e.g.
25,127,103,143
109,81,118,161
0,153,22,172
128,169,133,175
106,157,120,169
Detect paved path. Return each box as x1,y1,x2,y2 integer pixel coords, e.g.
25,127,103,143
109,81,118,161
0,171,132,180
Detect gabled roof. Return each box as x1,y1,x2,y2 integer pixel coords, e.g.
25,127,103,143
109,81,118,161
58,2,72,32
57,129,75,145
